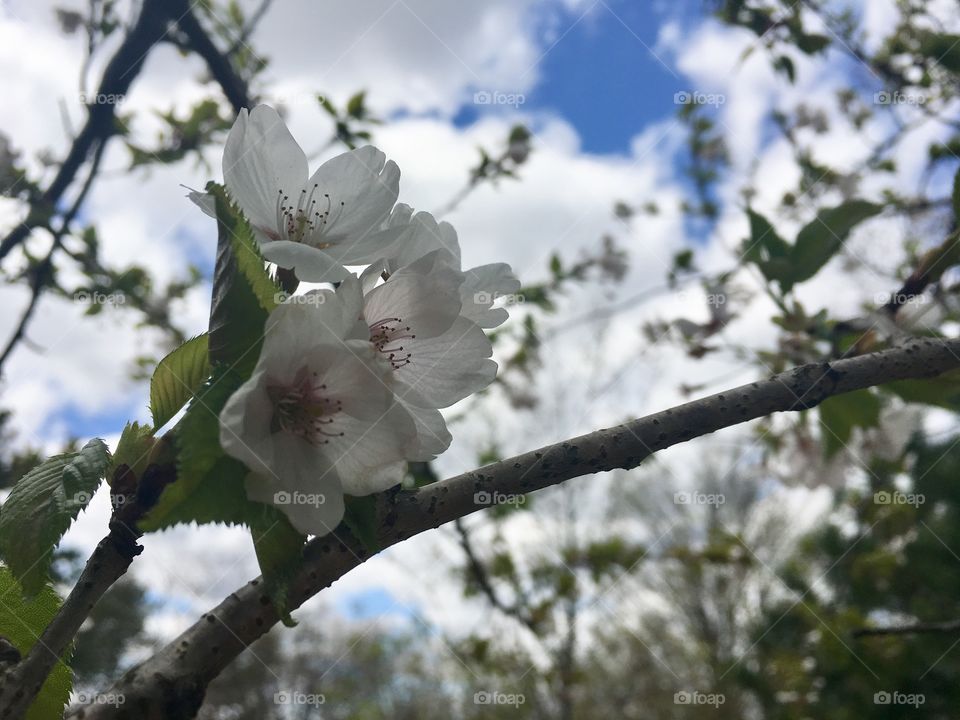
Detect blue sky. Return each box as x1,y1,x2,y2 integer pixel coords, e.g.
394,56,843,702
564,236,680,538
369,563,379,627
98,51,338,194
528,0,686,154
457,0,695,155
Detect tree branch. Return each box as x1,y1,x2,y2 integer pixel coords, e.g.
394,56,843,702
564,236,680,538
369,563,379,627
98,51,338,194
854,619,960,638
0,460,177,719
0,0,168,263
0,135,108,378
171,0,253,113
454,518,538,632
70,336,960,719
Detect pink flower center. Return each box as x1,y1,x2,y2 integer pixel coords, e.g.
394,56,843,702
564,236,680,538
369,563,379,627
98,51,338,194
268,366,344,444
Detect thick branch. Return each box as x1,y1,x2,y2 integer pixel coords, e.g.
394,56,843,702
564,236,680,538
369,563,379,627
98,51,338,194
72,336,960,718
171,0,253,113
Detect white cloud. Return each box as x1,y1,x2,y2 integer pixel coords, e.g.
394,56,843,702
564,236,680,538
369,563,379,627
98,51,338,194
1,0,948,668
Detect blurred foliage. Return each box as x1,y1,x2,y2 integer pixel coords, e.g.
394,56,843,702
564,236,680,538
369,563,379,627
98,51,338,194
741,435,960,719
2,0,960,716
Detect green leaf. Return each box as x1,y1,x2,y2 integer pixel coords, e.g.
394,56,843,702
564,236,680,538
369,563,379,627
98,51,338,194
786,201,882,290
884,368,960,411
150,334,211,430
548,253,563,278
140,369,244,531
818,389,882,458
742,208,793,284
921,33,960,73
0,440,110,595
111,421,155,481
318,94,338,117
346,90,366,118
796,33,830,54
342,495,380,554
0,568,73,720
250,511,305,626
206,182,278,374
773,55,796,83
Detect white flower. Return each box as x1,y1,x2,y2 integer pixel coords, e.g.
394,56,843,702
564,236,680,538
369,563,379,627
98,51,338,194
194,105,402,281
362,251,497,406
218,284,415,536
328,254,495,459
362,205,521,328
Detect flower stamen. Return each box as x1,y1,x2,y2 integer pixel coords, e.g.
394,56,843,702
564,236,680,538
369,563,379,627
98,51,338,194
369,317,415,370
272,185,345,249
268,367,344,444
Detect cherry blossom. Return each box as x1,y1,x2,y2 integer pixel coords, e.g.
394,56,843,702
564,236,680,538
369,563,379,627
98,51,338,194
194,105,402,281
219,285,415,535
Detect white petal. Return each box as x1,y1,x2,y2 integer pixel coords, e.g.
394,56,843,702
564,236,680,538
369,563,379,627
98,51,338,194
325,274,368,340
459,263,521,328
223,106,308,233
363,249,463,339
258,302,343,374
305,145,400,247
395,316,496,408
344,461,407,497
386,203,414,228
245,467,346,537
219,369,281,478
327,224,406,266
187,190,216,218
260,241,351,282
399,401,452,460
326,402,417,495
359,260,387,294
320,339,395,421
381,211,462,272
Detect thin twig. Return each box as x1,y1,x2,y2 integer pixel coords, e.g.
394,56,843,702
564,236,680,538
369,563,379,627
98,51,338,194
0,138,107,377
854,619,960,638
